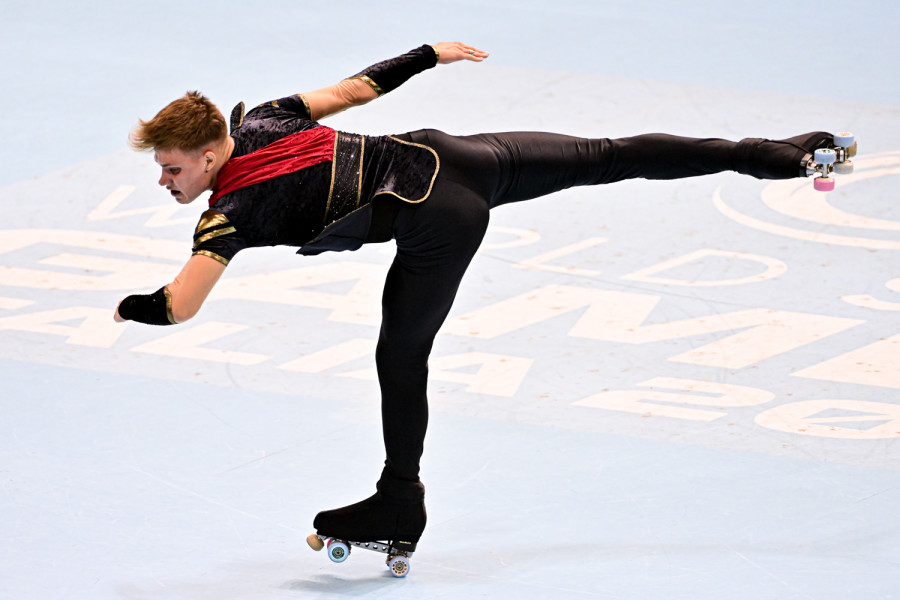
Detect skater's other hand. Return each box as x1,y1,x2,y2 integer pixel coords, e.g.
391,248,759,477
432,42,489,64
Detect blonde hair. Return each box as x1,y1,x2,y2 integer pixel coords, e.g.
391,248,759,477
129,91,227,152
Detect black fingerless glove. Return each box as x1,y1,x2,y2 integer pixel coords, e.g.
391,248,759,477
349,44,439,95
118,286,176,325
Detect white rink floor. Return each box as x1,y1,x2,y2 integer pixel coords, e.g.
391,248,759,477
2,2,900,599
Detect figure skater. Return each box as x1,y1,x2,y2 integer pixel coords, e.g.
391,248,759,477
115,41,842,566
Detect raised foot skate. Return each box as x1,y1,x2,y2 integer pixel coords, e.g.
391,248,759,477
306,533,415,578
807,132,857,192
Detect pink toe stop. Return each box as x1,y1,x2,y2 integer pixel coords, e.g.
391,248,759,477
814,177,835,192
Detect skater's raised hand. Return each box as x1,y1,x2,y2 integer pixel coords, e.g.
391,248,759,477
432,42,489,64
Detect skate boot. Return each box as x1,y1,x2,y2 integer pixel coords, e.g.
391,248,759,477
306,468,426,577
734,131,836,180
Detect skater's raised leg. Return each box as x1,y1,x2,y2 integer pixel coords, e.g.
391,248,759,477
402,129,836,208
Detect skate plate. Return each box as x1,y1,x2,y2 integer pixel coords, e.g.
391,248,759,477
307,533,414,578
809,132,856,192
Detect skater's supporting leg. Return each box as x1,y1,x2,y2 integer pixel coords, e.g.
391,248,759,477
313,179,489,544
376,179,490,483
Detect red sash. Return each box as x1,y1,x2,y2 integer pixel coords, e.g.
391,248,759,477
209,126,337,207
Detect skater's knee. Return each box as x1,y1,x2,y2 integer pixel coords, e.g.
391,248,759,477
376,336,431,371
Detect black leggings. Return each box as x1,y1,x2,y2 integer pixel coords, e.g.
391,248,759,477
372,129,805,482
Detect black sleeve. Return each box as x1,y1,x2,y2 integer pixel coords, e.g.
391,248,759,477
349,44,439,95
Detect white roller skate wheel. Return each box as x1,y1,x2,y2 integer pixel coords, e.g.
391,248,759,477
833,132,855,148
326,539,350,563
387,555,411,578
834,160,854,175
814,148,837,165
307,534,325,551
814,176,835,192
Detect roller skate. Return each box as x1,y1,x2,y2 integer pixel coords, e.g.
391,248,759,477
803,132,857,192
306,531,417,578
307,470,426,578
734,130,856,189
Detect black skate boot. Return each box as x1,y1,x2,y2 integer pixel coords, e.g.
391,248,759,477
734,131,835,180
309,468,426,564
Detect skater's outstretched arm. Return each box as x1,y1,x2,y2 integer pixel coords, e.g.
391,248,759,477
303,42,488,121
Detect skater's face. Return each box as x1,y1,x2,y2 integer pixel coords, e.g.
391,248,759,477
155,147,213,204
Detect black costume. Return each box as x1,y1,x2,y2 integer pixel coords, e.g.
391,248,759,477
118,44,835,551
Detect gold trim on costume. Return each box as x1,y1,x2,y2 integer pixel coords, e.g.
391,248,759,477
230,101,245,130
379,136,441,204
431,45,440,62
195,210,230,234
162,285,176,325
352,74,385,96
356,136,365,208
193,226,237,249
297,94,312,117
192,250,230,267
324,132,340,222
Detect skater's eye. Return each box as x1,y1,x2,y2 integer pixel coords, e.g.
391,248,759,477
167,167,181,175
